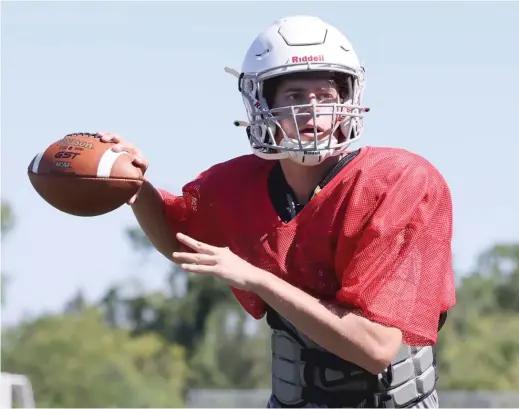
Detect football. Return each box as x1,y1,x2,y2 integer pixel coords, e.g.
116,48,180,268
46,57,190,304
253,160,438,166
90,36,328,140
28,132,144,217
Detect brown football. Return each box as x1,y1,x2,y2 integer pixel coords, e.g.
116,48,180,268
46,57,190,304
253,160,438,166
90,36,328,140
28,132,144,217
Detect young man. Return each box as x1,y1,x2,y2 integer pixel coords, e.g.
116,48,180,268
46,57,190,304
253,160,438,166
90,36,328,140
98,15,455,408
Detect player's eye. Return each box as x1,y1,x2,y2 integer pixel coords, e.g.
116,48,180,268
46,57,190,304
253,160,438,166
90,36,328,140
287,93,304,101
319,92,338,101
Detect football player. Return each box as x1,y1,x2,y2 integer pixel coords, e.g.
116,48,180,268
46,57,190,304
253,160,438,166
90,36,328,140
98,15,456,409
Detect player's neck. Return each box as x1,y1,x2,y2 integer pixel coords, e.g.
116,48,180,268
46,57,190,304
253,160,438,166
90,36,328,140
279,156,342,204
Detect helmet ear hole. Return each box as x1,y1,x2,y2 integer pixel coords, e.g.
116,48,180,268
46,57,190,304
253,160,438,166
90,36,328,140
247,124,279,155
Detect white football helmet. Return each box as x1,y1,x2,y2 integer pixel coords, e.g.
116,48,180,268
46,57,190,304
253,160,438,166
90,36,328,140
230,15,369,166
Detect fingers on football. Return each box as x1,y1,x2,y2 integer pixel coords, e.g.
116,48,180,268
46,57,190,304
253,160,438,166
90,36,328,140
127,194,138,205
96,131,121,143
95,132,147,168
132,156,148,172
97,132,135,155
111,143,138,155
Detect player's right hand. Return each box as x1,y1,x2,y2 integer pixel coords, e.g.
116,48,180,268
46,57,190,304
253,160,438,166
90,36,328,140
96,131,149,204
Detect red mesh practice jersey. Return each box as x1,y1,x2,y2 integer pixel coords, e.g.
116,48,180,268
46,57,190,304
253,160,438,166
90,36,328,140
159,146,456,345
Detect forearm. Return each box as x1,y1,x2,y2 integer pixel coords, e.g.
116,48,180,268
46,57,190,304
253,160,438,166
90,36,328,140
253,269,402,374
131,180,181,261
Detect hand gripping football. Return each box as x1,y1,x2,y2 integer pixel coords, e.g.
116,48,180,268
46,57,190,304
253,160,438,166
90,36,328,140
28,132,144,216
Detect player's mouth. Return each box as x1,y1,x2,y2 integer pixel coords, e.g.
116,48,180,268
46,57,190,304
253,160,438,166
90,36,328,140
299,125,325,136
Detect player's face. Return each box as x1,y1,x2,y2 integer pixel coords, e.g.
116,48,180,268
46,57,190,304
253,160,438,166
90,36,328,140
271,77,341,143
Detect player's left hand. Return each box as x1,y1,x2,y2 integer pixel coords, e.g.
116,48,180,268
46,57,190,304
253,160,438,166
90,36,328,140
172,232,264,292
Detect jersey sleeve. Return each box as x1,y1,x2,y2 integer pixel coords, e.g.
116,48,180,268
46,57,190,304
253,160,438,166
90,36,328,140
157,189,192,236
157,171,208,243
335,157,456,346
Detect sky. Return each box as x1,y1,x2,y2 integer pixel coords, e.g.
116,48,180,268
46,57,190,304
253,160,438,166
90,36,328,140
2,1,518,326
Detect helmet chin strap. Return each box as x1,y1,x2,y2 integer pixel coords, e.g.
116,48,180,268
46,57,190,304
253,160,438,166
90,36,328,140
281,134,342,166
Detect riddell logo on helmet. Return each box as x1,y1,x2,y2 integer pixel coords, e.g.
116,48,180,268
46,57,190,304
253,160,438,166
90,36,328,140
291,55,324,63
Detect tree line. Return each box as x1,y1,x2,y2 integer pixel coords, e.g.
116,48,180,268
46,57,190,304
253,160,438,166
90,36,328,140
2,200,518,407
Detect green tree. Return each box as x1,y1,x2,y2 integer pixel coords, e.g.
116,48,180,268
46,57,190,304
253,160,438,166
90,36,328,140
479,244,519,312
1,307,188,407
1,200,16,236
189,302,271,389
437,242,519,391
1,200,16,305
438,312,519,390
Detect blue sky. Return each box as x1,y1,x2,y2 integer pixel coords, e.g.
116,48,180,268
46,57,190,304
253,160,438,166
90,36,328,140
2,1,518,325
